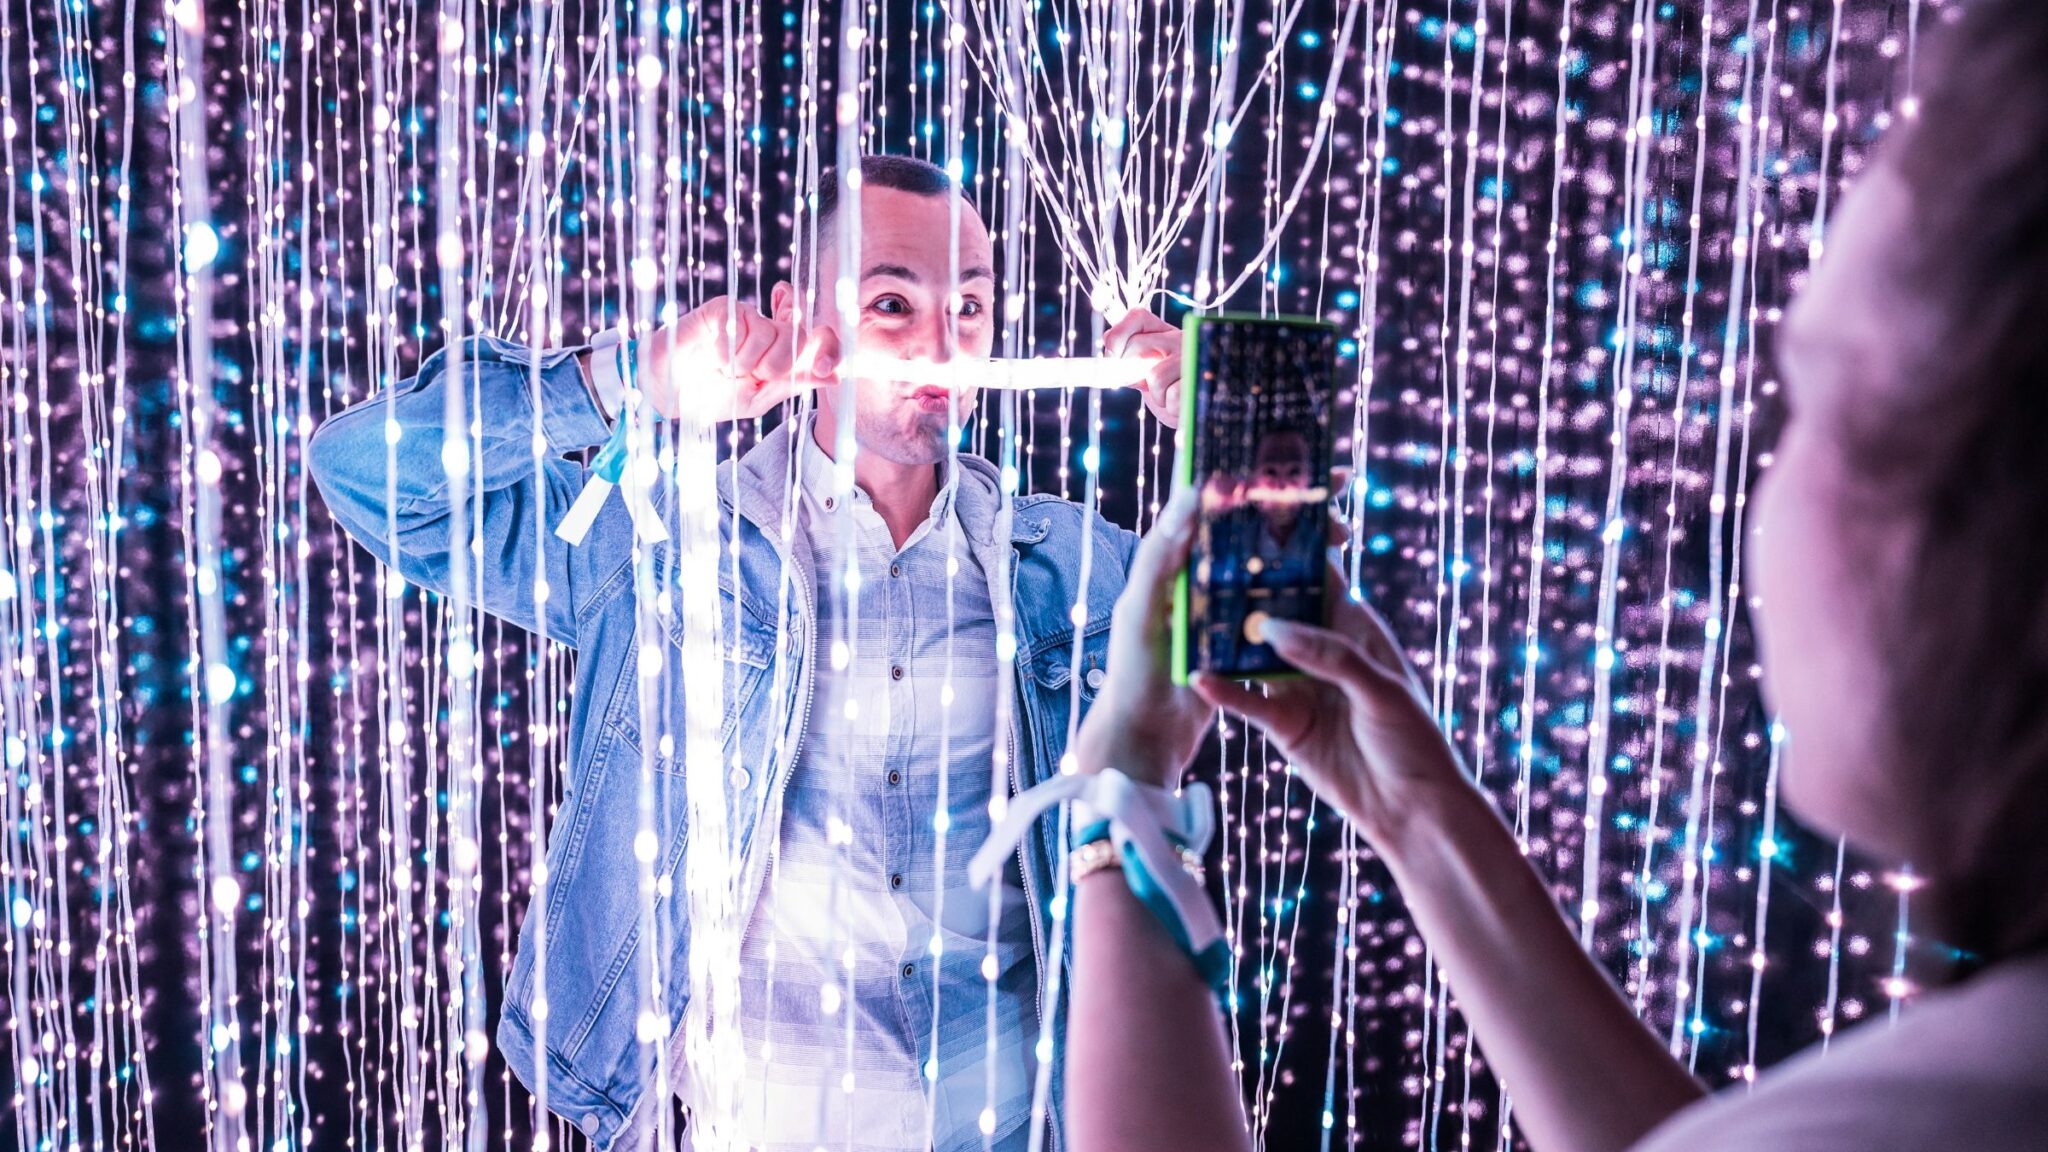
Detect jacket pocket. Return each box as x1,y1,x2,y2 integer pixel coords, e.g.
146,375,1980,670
606,622,773,773
1026,617,1113,705
604,546,783,769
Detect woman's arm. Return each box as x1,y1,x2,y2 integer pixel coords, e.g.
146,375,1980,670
1064,489,1250,1152
1373,776,1705,1152
1069,873,1248,1152
1196,603,1706,1152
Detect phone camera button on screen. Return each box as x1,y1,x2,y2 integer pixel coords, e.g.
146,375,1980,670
1244,611,1271,646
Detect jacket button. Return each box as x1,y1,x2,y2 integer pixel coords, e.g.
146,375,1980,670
1086,668,1105,690
729,766,751,791
887,770,902,786
579,1115,600,1136
890,873,904,890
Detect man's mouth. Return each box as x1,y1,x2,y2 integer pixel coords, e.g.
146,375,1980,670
910,386,953,412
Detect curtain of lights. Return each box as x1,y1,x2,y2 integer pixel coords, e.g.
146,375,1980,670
0,0,1937,1149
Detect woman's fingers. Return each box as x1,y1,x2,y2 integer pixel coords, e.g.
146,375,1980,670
1346,600,1426,696
1124,488,1198,602
1315,560,1425,699
1110,487,1198,666
1190,674,1318,750
1260,618,1405,709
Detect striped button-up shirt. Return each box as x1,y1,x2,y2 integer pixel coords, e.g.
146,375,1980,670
682,418,1038,1152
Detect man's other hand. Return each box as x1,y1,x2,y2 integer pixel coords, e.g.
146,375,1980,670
1104,306,1184,429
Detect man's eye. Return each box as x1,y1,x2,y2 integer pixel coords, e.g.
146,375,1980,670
959,298,985,318
870,296,907,316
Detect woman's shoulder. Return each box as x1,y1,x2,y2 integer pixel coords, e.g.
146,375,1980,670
1632,953,2048,1152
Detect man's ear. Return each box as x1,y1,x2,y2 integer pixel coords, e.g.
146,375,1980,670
769,279,795,323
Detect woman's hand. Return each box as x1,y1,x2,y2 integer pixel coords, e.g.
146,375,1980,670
1199,570,1709,1152
1072,488,1214,787
1191,575,1471,848
1104,306,1184,429
638,295,839,423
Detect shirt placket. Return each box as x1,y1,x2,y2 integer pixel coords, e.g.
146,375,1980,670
850,509,918,1056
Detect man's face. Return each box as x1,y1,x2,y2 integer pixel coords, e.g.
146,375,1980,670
1251,429,1311,529
783,185,998,468
1252,430,1311,492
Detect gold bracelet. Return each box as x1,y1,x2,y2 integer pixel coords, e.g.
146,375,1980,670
1070,838,1207,888
1070,838,1123,883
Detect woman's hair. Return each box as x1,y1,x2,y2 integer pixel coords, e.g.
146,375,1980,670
1847,0,2048,961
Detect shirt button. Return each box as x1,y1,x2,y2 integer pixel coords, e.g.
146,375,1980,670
1086,668,1106,690
728,766,751,791
890,665,904,681
902,963,916,978
824,496,837,511
887,770,902,786
890,873,904,890
890,563,902,578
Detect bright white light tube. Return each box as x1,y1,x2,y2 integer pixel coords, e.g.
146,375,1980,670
833,353,1156,391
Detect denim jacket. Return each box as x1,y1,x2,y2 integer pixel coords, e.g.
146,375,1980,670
305,335,1137,1149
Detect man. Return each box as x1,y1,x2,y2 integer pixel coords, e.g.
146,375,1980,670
307,154,1182,1151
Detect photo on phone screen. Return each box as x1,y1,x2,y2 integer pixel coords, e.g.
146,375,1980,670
1173,313,1340,682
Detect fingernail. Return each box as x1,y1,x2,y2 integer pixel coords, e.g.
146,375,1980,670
1261,619,1300,645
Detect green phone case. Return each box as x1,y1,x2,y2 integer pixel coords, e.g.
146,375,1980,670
1171,311,1339,686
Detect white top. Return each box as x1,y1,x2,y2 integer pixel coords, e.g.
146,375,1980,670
1634,951,2048,1151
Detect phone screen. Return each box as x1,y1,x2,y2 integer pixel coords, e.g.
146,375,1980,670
1173,313,1339,682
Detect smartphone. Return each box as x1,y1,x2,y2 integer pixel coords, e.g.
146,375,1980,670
1171,312,1339,683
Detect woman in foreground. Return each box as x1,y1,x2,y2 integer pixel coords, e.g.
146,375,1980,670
1053,3,2048,1149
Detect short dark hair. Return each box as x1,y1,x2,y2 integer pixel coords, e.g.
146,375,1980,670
802,154,957,281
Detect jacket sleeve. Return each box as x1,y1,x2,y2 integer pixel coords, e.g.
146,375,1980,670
305,335,616,648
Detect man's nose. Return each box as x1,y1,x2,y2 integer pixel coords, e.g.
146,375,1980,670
912,311,958,363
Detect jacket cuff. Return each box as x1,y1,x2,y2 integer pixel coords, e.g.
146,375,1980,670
537,337,621,455
583,327,631,420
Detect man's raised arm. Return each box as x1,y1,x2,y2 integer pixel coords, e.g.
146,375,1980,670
305,335,620,648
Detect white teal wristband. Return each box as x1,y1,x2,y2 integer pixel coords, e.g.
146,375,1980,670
970,769,1230,994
